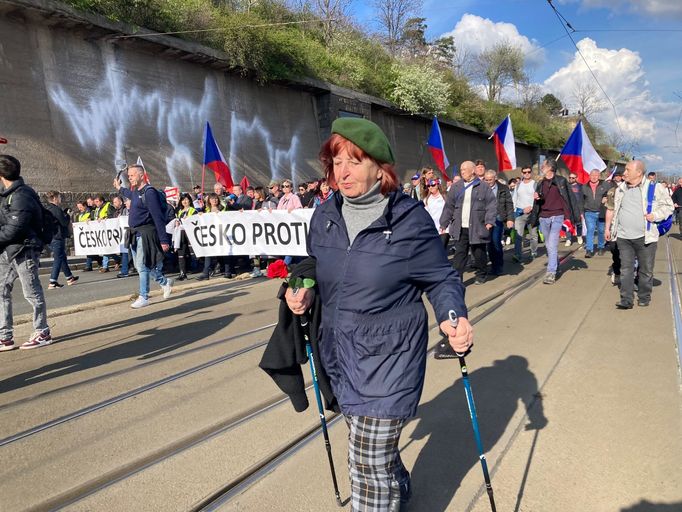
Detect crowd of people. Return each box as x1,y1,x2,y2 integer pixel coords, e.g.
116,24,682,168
0,148,679,327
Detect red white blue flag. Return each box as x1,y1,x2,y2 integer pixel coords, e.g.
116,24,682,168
559,120,606,185
203,122,234,189
490,115,516,172
605,164,618,181
136,156,150,184
427,117,450,180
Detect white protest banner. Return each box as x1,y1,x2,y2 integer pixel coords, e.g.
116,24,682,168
182,209,314,257
73,217,129,256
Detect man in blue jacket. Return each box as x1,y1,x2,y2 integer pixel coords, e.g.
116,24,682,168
114,165,172,309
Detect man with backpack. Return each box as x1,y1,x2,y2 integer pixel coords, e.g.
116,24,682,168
114,164,173,309
0,155,52,350
45,190,78,289
606,160,674,309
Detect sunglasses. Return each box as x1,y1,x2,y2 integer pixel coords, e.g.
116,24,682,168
522,171,531,174
569,177,577,180
282,184,292,188
428,184,439,188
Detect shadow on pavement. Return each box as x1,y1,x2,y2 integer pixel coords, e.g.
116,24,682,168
0,291,246,394
621,500,682,511
52,289,247,345
407,355,547,512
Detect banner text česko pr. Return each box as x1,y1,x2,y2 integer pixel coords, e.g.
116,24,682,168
181,210,313,257
73,210,314,257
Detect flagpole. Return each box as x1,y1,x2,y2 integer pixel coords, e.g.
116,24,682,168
200,164,206,208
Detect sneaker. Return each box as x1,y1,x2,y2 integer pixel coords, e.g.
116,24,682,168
577,236,584,245
543,273,556,285
637,299,650,307
530,252,537,260
223,273,234,279
177,272,187,281
474,275,487,285
585,251,594,258
564,239,572,247
66,276,79,286
48,282,63,289
250,268,263,278
505,236,512,246
0,338,16,352
82,267,93,272
131,296,150,309
20,329,53,350
116,273,129,278
161,278,173,299
611,274,621,286
196,274,209,281
615,301,633,310
597,248,605,256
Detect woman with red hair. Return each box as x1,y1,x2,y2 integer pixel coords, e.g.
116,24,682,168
282,117,473,511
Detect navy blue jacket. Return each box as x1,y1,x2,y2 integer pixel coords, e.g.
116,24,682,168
119,186,171,245
308,190,467,419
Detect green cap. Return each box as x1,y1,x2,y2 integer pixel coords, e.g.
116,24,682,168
331,118,395,164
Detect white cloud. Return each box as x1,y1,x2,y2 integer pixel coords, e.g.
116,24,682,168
440,14,545,67
559,0,682,17
543,37,681,172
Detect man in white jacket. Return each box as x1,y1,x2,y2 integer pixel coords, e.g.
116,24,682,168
605,160,674,309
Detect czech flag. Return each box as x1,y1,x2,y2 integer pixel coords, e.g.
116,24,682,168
240,175,250,191
136,156,150,184
559,120,606,184
427,117,450,180
560,218,577,237
490,115,516,172
605,164,618,181
203,122,234,190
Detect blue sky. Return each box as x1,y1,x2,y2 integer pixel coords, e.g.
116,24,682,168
349,0,682,176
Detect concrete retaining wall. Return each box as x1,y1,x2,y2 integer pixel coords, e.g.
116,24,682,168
1,0,561,195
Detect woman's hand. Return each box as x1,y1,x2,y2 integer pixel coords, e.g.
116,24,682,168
285,287,315,315
440,317,473,354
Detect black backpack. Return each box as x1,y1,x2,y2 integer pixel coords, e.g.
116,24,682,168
140,185,176,224
38,205,57,245
7,188,56,246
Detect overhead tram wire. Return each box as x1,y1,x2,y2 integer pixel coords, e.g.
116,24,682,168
546,0,629,150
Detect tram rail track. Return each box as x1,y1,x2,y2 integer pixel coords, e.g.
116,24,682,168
13,249,577,511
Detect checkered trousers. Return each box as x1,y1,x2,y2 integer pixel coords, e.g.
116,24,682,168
346,415,410,512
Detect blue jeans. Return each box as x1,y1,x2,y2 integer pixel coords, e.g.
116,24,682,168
120,251,130,275
487,220,504,273
131,235,168,300
0,249,48,337
514,212,538,258
583,211,605,252
539,215,564,273
49,238,73,282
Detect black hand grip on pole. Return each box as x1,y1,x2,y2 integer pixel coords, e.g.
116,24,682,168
448,310,497,512
300,314,342,507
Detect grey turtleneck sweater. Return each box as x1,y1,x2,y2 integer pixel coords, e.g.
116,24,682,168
341,180,388,245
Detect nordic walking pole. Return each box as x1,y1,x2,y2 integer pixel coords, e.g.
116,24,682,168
300,312,342,506
448,310,497,512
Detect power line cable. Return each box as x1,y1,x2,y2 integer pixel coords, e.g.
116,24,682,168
546,0,629,150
